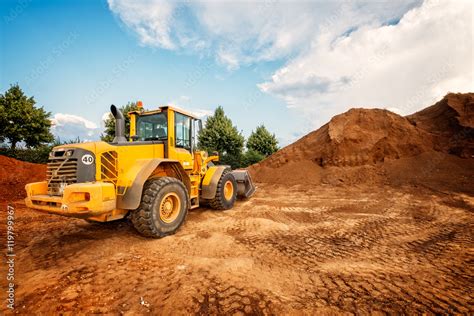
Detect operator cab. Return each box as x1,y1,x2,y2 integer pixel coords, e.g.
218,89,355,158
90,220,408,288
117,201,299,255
129,105,202,154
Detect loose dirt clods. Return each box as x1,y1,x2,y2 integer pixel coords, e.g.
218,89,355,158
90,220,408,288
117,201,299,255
0,185,472,314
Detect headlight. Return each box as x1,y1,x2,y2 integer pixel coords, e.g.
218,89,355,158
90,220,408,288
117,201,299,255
65,150,74,157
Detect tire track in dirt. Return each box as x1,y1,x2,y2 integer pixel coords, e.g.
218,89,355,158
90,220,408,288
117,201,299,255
2,184,473,314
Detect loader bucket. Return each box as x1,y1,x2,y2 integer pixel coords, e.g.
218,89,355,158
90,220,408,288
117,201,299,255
231,170,256,199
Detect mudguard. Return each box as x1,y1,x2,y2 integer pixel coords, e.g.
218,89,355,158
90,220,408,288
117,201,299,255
201,166,256,200
116,159,190,210
200,165,230,199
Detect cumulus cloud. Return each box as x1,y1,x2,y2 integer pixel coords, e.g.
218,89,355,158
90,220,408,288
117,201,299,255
101,112,113,126
51,113,101,142
108,0,472,132
108,0,176,49
259,0,473,127
107,0,421,68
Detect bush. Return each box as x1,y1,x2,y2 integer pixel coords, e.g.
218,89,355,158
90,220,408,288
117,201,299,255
0,137,81,164
241,149,265,168
0,145,52,164
219,152,243,170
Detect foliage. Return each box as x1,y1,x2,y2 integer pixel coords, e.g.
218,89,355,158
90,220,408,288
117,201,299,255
0,84,54,150
0,137,81,164
247,124,279,156
0,145,51,164
219,152,243,170
101,102,139,142
198,106,245,169
241,149,265,168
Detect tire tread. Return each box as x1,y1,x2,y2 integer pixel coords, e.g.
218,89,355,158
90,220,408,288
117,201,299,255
131,177,188,238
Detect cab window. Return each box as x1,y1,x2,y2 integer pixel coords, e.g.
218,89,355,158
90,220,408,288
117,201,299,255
175,112,191,150
136,113,167,141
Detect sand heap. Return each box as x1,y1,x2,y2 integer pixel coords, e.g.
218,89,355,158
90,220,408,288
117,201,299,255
0,155,46,201
407,93,474,157
249,93,474,190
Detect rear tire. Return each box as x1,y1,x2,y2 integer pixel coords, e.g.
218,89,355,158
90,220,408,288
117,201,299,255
209,169,237,210
131,177,189,238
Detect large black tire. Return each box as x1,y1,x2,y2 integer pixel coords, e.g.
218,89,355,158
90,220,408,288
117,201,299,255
209,169,237,210
131,177,189,238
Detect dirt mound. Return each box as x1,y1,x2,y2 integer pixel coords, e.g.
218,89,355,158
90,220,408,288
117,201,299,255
256,108,432,168
249,93,474,191
407,93,474,157
0,155,46,201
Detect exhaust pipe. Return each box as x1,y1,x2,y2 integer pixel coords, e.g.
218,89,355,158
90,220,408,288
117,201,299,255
111,104,127,143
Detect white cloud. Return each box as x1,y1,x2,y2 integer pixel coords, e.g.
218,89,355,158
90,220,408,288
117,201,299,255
51,113,101,142
108,0,472,132
108,0,176,49
107,0,421,68
101,112,113,127
259,0,473,127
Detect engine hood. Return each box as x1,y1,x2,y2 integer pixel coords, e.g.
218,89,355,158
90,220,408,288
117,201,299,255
52,141,117,154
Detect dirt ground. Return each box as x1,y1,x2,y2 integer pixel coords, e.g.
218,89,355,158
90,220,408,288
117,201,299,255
1,183,473,315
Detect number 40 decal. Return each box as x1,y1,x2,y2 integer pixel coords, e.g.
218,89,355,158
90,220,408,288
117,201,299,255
81,154,94,165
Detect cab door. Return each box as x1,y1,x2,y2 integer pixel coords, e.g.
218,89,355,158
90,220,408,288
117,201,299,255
170,111,193,170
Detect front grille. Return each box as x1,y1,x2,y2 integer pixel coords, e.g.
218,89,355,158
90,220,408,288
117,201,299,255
47,155,78,196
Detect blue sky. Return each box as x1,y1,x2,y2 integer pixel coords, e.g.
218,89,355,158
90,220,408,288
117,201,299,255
1,0,472,145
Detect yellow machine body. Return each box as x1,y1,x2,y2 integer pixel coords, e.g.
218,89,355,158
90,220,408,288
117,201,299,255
25,105,255,222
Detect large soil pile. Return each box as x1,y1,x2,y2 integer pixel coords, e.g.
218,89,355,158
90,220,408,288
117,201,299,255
407,93,474,157
0,155,46,201
249,93,474,192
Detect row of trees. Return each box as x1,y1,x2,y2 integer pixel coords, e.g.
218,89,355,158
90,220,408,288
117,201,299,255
1,84,279,167
198,106,278,168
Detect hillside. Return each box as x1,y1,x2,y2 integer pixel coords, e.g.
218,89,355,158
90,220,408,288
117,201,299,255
249,93,474,192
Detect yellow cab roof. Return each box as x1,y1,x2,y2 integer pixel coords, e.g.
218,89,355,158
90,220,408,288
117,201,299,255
129,105,200,120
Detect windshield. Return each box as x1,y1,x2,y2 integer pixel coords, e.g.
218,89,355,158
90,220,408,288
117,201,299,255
136,113,167,141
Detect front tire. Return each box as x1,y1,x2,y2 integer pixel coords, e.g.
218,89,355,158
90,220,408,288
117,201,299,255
209,169,237,210
131,177,188,238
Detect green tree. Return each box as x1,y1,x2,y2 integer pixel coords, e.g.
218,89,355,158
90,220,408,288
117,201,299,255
247,124,279,156
0,84,53,150
198,106,244,169
101,102,139,142
241,149,265,167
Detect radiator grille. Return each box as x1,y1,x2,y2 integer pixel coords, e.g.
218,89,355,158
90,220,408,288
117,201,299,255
47,156,78,196
101,151,118,184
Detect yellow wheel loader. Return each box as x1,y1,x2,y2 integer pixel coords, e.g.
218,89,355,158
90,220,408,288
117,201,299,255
25,103,255,238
